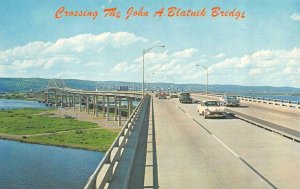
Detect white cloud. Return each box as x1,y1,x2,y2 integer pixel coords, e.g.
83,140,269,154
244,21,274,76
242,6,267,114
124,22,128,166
134,48,197,64
111,62,140,73
290,13,300,21
213,53,225,59
0,32,146,78
171,48,198,59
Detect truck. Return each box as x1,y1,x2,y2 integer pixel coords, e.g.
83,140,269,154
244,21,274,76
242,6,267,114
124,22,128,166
179,92,193,103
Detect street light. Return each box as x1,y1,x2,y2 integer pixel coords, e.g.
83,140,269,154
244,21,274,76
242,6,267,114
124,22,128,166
196,65,208,95
142,45,165,96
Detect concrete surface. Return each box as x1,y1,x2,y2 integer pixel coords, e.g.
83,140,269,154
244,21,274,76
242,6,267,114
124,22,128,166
150,97,274,189
192,94,300,132
171,98,300,189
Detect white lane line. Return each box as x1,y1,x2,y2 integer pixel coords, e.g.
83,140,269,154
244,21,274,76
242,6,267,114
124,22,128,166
211,134,239,158
185,112,193,119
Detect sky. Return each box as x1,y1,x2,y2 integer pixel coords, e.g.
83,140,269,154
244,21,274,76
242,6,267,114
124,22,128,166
0,0,300,87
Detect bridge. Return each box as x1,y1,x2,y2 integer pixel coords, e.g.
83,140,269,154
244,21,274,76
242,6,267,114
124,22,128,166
42,79,300,189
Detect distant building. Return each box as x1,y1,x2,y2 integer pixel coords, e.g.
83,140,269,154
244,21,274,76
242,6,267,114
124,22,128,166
117,86,129,91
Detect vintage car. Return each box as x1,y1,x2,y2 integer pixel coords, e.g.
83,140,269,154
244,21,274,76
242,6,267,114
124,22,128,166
197,100,226,119
220,95,240,106
158,92,167,99
170,93,178,98
179,93,193,103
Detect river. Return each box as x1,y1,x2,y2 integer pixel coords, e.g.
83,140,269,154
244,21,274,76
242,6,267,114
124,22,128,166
0,99,103,189
0,99,49,110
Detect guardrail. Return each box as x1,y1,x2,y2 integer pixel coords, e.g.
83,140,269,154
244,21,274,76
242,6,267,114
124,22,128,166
84,94,149,189
201,93,300,110
46,88,143,99
236,96,300,109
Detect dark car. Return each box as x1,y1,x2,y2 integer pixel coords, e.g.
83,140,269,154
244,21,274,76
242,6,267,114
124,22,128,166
179,93,193,103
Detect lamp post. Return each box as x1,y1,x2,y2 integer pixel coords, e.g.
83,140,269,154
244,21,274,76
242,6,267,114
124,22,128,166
142,45,165,96
196,65,208,95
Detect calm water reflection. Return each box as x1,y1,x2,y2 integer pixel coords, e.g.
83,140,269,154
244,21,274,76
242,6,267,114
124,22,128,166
0,139,103,189
0,99,49,110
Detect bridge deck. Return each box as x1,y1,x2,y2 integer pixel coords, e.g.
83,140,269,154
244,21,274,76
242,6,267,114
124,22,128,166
192,94,300,133
154,98,300,189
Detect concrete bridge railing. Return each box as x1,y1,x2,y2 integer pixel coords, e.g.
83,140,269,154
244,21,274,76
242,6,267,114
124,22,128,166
84,95,150,189
196,93,300,111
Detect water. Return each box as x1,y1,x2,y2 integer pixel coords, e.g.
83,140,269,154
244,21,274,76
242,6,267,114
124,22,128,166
0,139,103,189
0,99,103,188
234,93,300,102
0,99,49,110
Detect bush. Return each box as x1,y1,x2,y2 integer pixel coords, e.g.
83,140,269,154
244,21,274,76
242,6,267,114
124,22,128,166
75,130,83,134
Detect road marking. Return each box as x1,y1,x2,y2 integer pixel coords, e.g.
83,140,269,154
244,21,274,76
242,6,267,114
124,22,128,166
185,112,193,119
175,103,278,189
211,134,239,158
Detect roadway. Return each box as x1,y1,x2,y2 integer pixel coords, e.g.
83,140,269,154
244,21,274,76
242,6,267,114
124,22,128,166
149,96,300,189
192,94,300,133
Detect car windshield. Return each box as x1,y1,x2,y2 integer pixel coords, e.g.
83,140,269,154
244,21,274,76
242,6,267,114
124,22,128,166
204,101,220,106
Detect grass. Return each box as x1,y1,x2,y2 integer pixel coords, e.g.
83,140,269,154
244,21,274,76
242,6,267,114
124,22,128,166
0,109,97,135
0,108,120,152
0,93,35,101
22,129,119,152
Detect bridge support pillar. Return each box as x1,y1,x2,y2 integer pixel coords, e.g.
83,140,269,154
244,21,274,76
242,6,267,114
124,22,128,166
118,97,122,126
45,92,49,103
102,96,105,117
95,95,99,117
87,95,89,114
68,93,71,109
107,96,110,121
127,98,132,118
54,92,57,107
79,94,82,112
114,97,117,121
61,94,63,107
93,95,96,115
73,94,76,110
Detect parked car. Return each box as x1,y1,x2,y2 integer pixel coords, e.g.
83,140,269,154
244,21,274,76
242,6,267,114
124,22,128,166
197,100,226,119
179,93,193,103
158,92,167,99
170,93,178,98
220,95,240,106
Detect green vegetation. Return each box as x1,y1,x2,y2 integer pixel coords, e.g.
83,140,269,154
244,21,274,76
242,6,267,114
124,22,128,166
0,108,119,152
22,129,118,151
0,109,97,135
0,93,34,101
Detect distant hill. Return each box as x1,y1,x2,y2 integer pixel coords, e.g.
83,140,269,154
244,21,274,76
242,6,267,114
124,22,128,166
0,78,299,94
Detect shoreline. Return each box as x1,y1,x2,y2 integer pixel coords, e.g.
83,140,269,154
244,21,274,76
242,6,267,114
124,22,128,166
0,106,120,153
0,134,105,153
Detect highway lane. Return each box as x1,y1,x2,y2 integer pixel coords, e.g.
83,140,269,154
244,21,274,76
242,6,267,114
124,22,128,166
152,97,271,189
171,98,300,189
192,94,300,133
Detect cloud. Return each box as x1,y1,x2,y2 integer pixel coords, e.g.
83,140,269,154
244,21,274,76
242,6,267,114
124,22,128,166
171,48,198,59
111,61,140,73
290,13,300,21
207,48,300,86
0,32,147,78
213,53,225,59
134,48,197,63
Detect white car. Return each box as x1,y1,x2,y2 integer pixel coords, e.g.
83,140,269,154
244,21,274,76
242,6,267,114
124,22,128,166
219,95,240,106
197,100,226,119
